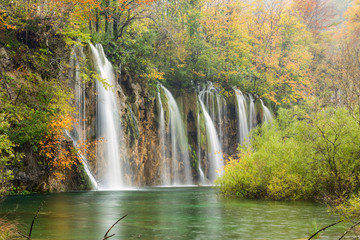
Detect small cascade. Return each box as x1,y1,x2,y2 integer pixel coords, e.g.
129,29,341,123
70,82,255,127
69,45,86,143
157,91,171,185
69,45,98,189
197,111,206,184
216,93,225,146
234,89,249,144
198,90,224,182
90,43,127,190
260,99,273,123
128,106,139,138
199,83,227,148
160,85,192,185
248,95,257,130
65,130,98,189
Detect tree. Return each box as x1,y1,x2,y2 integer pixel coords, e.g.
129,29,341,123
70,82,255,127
248,0,313,104
292,0,335,35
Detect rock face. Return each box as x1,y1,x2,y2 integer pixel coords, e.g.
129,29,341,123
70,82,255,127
0,46,13,71
76,47,271,187
81,70,251,186
4,43,270,191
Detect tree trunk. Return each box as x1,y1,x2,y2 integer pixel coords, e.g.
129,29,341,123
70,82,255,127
96,8,100,32
105,0,110,34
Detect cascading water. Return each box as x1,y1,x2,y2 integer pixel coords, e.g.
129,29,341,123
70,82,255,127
260,99,273,123
128,106,139,138
65,130,99,189
248,95,257,130
157,91,171,185
160,85,192,185
70,45,87,143
234,89,249,144
197,111,206,185
69,45,98,189
68,45,277,188
198,90,224,182
199,83,227,147
90,43,126,190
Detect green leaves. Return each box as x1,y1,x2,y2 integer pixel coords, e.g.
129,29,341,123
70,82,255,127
0,113,23,197
217,106,360,201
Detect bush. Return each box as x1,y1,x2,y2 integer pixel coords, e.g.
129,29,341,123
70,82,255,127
216,106,360,202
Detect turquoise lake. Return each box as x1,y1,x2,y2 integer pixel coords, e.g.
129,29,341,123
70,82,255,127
0,187,348,239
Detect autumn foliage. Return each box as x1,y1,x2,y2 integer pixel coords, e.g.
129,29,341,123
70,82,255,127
39,115,78,180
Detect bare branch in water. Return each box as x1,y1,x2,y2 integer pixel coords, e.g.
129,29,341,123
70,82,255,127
308,220,343,240
18,201,44,239
103,215,127,240
338,220,360,240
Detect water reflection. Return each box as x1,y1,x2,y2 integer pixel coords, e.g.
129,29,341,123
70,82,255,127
0,187,348,240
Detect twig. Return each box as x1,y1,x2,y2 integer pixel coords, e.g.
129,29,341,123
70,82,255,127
338,220,360,240
308,220,343,240
103,215,127,240
18,201,44,239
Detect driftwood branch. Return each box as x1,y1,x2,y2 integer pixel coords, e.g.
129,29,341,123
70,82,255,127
103,215,127,240
308,220,343,240
18,201,44,239
338,220,360,240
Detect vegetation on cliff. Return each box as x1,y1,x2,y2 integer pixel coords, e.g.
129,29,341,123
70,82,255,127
0,0,90,195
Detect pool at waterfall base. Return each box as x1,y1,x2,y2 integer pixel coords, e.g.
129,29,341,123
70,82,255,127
0,187,349,239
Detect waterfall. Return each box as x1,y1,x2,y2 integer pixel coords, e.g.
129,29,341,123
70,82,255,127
128,106,139,138
69,45,98,189
157,91,171,185
90,43,126,190
65,130,99,189
260,99,273,123
68,44,277,187
198,90,224,182
197,111,206,184
69,45,87,144
248,95,257,130
160,85,192,185
234,89,249,144
199,83,226,148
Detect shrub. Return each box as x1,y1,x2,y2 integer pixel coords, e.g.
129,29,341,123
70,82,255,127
216,106,360,202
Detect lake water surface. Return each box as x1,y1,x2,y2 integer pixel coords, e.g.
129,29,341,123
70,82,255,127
0,187,347,239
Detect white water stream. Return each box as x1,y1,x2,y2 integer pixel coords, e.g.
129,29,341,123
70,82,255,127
160,85,192,185
260,99,273,123
90,43,126,190
198,90,224,182
234,89,249,144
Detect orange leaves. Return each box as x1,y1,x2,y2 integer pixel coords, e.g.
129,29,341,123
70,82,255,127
292,0,334,34
52,0,101,26
0,9,16,30
39,114,78,176
344,0,360,40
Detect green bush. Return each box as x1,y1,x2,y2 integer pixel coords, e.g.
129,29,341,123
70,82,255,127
216,106,360,202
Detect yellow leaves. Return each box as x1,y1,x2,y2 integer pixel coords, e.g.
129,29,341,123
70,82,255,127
39,114,78,177
53,172,64,181
263,92,280,105
141,69,165,81
344,1,360,40
192,71,206,78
